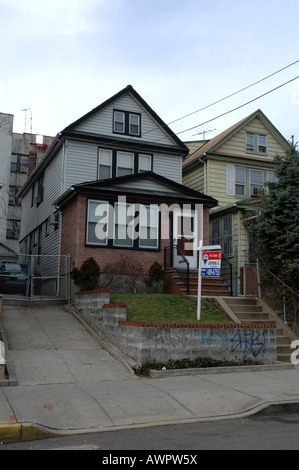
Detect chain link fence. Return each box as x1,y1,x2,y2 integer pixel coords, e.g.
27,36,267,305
0,254,70,302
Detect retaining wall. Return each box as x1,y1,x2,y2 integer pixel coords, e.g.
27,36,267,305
0,296,6,378
73,290,277,366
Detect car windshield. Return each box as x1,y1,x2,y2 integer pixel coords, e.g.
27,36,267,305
1,264,23,272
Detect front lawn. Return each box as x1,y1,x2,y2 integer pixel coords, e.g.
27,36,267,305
110,293,233,324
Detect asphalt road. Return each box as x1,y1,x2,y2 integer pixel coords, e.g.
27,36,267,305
1,413,299,451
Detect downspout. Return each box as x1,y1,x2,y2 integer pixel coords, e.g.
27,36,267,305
56,140,67,296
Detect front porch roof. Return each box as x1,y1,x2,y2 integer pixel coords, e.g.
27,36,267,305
54,172,218,209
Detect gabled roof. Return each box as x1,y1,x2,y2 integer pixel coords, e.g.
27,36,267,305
183,109,291,168
63,84,189,153
18,85,189,198
54,171,218,208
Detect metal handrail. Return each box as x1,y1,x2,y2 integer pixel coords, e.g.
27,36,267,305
221,253,233,296
164,245,190,295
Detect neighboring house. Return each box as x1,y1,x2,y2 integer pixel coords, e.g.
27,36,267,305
0,112,53,253
18,85,217,289
182,109,292,295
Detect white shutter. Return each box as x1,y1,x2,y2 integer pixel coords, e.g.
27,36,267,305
226,164,235,196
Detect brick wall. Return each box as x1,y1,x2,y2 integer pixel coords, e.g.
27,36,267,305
61,194,211,274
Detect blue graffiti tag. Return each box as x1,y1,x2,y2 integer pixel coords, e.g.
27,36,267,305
198,329,230,349
231,330,266,358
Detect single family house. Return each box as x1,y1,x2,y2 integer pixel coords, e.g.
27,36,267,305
182,109,291,295
18,85,217,296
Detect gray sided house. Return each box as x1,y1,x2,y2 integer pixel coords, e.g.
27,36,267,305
18,85,217,292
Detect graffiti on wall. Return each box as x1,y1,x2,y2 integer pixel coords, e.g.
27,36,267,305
231,330,267,358
199,328,267,358
144,327,267,359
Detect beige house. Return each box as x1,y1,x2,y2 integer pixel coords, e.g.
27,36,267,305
182,109,291,295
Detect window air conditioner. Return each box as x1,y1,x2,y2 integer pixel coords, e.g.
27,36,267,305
250,187,265,197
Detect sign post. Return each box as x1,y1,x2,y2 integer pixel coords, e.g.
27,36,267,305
197,242,221,320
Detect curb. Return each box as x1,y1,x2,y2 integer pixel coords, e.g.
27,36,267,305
0,423,58,444
2,400,299,445
149,363,296,378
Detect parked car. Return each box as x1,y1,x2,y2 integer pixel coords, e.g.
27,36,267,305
0,263,29,295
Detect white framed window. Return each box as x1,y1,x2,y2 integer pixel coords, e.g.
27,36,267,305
139,205,159,248
235,166,246,196
114,202,134,247
258,134,267,154
87,200,109,245
113,111,125,133
113,110,141,137
98,149,112,180
250,169,264,192
226,165,246,197
117,152,134,177
129,114,140,136
245,132,268,154
86,200,160,250
245,132,255,152
138,154,152,173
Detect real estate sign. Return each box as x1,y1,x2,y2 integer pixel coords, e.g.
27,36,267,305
201,250,222,277
197,243,222,320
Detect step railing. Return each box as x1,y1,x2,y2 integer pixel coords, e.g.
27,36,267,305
256,258,299,330
164,245,190,295
221,253,233,296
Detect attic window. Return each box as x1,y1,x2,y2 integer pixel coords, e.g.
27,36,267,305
246,132,268,155
113,110,141,137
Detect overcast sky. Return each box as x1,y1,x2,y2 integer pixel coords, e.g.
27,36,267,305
0,0,298,144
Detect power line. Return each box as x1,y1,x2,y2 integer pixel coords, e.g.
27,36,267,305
168,59,299,126
176,75,299,136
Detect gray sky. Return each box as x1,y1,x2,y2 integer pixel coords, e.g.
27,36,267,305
1,0,298,144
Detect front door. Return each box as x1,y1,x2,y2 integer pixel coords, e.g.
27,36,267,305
173,210,198,269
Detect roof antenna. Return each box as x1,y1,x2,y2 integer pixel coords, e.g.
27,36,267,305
21,107,32,133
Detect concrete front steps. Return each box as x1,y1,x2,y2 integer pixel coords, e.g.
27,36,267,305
216,297,298,363
164,269,231,297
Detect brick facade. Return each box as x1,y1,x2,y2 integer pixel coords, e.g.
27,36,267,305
61,193,211,273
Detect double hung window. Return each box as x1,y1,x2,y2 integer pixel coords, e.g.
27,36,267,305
114,202,134,247
87,200,109,245
113,110,141,137
98,149,152,180
245,132,268,154
116,152,134,177
226,165,246,197
98,149,112,180
86,200,159,250
235,167,246,196
139,205,159,248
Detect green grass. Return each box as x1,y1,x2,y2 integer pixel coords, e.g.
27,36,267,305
110,293,234,324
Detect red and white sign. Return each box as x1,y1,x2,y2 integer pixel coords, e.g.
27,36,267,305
201,251,221,277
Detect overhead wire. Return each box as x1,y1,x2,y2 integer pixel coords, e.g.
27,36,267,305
167,59,299,126
176,75,299,136
89,59,299,148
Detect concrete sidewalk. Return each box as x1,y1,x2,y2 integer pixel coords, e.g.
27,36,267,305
1,303,299,444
